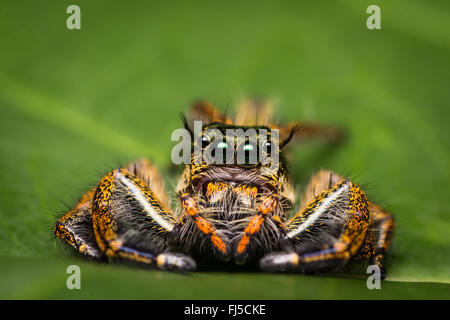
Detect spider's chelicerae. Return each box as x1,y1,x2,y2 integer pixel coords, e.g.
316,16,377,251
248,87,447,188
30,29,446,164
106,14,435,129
54,100,395,277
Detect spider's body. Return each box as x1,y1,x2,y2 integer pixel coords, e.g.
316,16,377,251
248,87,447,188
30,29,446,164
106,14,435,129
54,101,395,276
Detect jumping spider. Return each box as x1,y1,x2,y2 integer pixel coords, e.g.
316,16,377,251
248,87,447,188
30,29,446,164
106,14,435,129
54,100,395,277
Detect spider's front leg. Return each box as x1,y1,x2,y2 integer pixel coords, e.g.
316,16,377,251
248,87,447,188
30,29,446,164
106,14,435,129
55,159,196,272
260,170,394,277
91,168,197,271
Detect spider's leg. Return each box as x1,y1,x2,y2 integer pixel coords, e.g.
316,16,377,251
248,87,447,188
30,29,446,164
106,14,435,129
234,99,274,126
179,193,228,257
54,159,169,258
234,194,280,264
277,122,345,145
91,168,195,271
189,100,233,124
55,159,196,271
360,203,395,277
123,158,170,208
260,171,370,274
54,188,101,259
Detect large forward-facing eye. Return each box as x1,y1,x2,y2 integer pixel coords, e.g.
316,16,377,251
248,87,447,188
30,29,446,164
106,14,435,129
201,135,211,148
217,141,228,150
264,141,272,156
238,140,259,165
209,140,232,163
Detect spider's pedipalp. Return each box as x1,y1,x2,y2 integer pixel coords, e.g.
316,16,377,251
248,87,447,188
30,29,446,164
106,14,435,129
233,194,281,264
179,193,229,258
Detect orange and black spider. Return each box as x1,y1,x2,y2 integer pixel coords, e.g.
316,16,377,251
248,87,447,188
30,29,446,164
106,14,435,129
54,100,395,277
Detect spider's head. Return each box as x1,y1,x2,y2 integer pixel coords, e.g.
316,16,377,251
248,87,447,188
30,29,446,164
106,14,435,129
187,122,293,194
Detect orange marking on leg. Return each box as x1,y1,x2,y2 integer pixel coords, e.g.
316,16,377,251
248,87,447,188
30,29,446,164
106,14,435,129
259,195,278,215
236,195,279,255
181,193,227,254
236,215,264,254
211,234,227,254
181,193,198,216
271,215,283,225
237,234,250,254
333,241,348,252
194,216,227,254
194,215,214,234
246,215,265,234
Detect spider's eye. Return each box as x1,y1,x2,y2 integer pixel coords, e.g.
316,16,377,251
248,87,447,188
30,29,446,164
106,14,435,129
211,140,231,163
217,141,228,150
264,141,272,155
243,144,254,152
201,135,211,148
242,142,258,164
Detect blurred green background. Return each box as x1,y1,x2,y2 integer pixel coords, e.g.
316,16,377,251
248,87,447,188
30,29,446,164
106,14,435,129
0,0,449,299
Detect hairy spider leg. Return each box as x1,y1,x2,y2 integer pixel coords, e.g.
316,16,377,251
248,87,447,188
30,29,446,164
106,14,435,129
91,168,196,271
123,158,170,208
55,160,196,271
54,188,101,258
260,175,371,273
234,99,274,126
357,203,395,277
54,159,169,260
190,100,233,125
275,121,345,146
